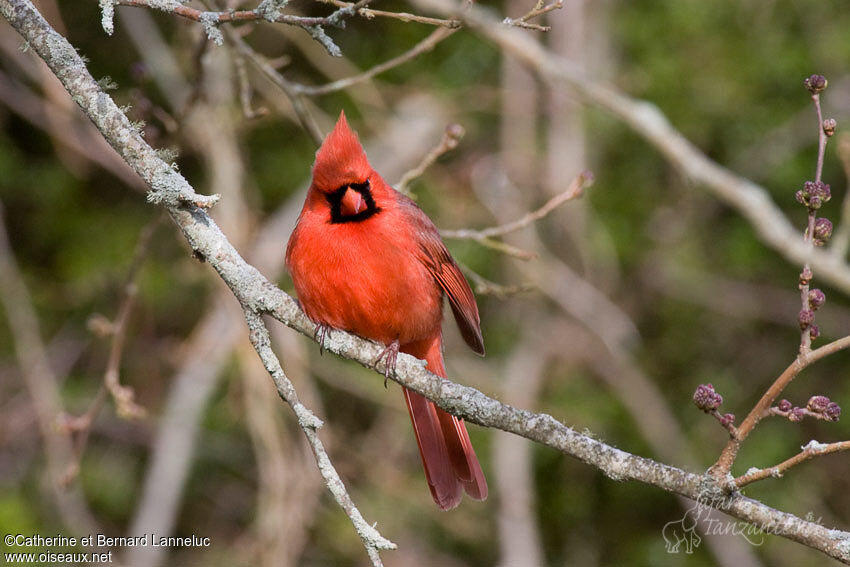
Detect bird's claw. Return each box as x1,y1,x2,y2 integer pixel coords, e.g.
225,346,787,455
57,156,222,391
373,339,400,388
314,323,331,355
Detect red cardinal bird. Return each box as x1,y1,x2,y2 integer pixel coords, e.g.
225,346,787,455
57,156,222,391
286,112,488,509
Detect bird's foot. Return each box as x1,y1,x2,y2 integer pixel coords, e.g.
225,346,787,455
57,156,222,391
373,339,400,388
314,323,331,355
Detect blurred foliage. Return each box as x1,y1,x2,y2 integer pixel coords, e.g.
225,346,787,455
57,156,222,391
2,0,850,566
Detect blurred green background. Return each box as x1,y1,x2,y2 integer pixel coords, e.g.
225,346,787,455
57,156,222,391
2,1,850,565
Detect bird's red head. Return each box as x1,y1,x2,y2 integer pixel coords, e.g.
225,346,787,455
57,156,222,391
311,111,372,194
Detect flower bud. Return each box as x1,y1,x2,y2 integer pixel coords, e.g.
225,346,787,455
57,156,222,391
809,324,820,340
693,383,723,412
804,74,828,94
799,181,831,209
799,309,815,329
789,407,806,422
778,399,793,412
813,218,833,246
807,395,830,413
826,402,841,421
719,413,735,427
823,118,837,137
808,289,826,310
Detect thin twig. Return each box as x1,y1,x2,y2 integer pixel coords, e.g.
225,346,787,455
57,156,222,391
103,220,158,419
0,199,99,533
735,440,850,489
234,54,269,119
799,90,829,353
396,123,465,195
58,217,158,482
458,261,533,298
244,311,395,565
323,0,462,27
111,0,371,56
832,134,850,258
297,26,458,96
763,405,837,423
502,0,563,32
115,0,371,29
439,171,591,259
226,27,323,145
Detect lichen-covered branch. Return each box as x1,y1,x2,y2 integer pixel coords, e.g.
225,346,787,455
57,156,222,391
109,0,373,56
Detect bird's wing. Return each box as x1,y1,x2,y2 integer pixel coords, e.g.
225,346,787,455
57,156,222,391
398,193,485,355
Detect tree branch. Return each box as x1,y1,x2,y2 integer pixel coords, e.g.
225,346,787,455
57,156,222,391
111,0,373,56
735,440,850,489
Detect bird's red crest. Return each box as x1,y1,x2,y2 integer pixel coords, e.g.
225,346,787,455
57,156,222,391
311,111,372,193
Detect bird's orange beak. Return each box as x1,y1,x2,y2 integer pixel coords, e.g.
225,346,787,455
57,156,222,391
340,186,366,217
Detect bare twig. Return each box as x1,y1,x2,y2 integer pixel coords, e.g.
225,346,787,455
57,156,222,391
443,171,591,239
502,0,563,32
234,54,269,119
0,200,99,534
273,26,457,98
798,85,830,353
458,262,533,298
244,311,396,564
832,134,850,258
112,0,373,56
226,27,323,145
735,440,850,489
324,0,462,27
396,123,466,195
58,217,159,482
103,219,158,420
764,405,837,423
439,171,591,258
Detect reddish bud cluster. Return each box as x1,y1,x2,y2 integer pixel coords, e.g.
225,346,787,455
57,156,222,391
774,396,841,423
806,395,842,421
823,118,837,137
693,383,723,412
807,395,830,413
813,217,833,246
798,309,815,330
826,402,841,421
804,74,828,94
808,288,826,310
796,181,832,210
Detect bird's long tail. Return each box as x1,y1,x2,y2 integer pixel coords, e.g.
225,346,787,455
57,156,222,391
401,336,487,510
